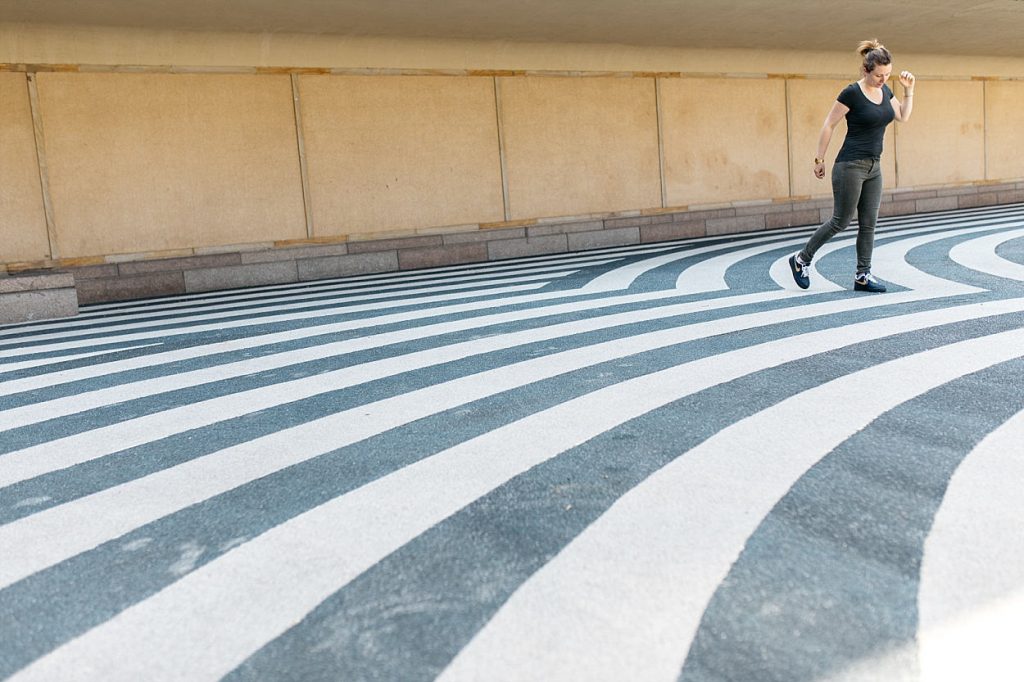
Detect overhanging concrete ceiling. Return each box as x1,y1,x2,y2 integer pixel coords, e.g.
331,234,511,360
3,0,1024,58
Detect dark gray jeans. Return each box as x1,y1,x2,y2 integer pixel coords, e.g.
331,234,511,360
799,158,883,274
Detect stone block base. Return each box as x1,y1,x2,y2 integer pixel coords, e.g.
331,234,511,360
0,272,79,325
4,182,1024,311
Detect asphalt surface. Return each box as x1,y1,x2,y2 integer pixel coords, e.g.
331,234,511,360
1,203,1023,681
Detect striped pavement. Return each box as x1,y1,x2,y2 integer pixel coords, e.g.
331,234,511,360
2,203,1024,681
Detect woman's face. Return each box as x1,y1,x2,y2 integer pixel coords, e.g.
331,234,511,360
865,63,893,88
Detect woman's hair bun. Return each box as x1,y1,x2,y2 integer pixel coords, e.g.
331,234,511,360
858,39,892,71
858,39,884,56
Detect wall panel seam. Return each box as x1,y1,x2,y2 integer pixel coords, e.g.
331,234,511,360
26,72,59,261
493,76,512,221
290,73,315,238
784,78,794,199
983,80,989,181
655,78,668,209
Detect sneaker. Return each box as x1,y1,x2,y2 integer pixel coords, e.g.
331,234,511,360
788,255,810,289
854,272,887,293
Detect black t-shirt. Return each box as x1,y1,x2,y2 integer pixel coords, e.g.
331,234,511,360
835,82,895,162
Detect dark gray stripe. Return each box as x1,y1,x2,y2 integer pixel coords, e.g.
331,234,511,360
0,291,859,508
677,357,1024,682
6,312,1018,676
219,317,1024,682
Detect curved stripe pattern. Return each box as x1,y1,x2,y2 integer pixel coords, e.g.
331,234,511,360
2,203,1024,681
918,407,1024,682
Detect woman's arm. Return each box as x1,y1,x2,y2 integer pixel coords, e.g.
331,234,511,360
814,101,850,179
893,70,916,122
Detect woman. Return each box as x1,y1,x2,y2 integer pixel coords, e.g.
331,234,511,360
789,39,915,293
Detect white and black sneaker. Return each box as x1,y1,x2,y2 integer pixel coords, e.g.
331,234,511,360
788,254,810,289
854,271,887,293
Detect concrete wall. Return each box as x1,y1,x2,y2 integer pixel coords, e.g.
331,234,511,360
987,81,1024,183
896,80,986,187
498,76,661,220
0,73,49,263
2,24,1023,280
661,77,790,207
36,72,307,259
300,75,505,236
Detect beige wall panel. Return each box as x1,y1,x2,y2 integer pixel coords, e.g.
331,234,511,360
895,80,985,187
661,78,789,206
985,81,1024,182
37,72,306,258
299,75,505,236
789,79,848,199
499,77,661,219
788,79,897,199
0,73,49,263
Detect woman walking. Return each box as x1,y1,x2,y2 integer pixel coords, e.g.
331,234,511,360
789,39,915,292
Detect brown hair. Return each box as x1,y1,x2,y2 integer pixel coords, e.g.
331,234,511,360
858,39,892,74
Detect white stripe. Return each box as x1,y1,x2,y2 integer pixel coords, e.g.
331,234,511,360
767,220,1020,296
0,284,795,430
676,236,809,292
0,252,633,335
580,231,804,293
0,281,593,393
767,219,1024,293
0,283,557,392
918,408,1024,682
2,288,989,584
1,217,998,467
0,231,801,388
870,224,1011,295
0,289,846,588
0,271,573,354
0,345,164,375
0,289,800,487
437,328,1024,682
0,276,549,342
10,308,1024,682
948,227,1024,282
688,218,1018,295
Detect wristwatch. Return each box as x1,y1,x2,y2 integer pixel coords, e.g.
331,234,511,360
814,157,825,165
